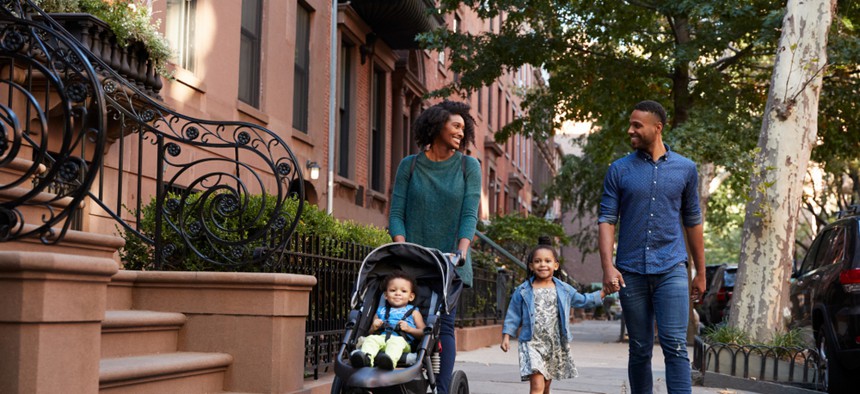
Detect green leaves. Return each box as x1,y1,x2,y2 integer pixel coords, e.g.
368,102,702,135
424,0,859,256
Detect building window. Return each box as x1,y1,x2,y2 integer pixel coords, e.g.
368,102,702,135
239,0,262,107
453,14,461,82
497,87,503,129
337,42,355,178
370,69,386,192
477,87,483,116
293,4,311,132
487,85,493,128
488,169,497,215
166,0,196,72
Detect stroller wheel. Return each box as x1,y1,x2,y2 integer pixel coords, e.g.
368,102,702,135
450,370,469,394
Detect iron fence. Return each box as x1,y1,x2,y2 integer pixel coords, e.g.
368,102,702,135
455,266,514,327
274,233,371,380
693,336,822,390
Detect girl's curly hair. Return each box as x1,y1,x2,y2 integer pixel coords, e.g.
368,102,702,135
412,100,476,151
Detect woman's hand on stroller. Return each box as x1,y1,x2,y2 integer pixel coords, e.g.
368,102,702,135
447,251,466,267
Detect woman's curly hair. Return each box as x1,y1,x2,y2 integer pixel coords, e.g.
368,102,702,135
412,100,476,151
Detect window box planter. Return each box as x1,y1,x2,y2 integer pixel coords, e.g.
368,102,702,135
46,13,163,97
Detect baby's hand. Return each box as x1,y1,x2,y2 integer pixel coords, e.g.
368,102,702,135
397,321,409,331
371,318,383,331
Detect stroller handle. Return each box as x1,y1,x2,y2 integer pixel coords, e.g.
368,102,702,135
444,251,465,267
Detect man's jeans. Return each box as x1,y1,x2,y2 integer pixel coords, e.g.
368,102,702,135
619,263,692,394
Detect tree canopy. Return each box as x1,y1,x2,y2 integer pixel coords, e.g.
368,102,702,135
422,0,859,255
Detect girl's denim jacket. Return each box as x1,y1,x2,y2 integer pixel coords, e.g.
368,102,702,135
502,276,602,343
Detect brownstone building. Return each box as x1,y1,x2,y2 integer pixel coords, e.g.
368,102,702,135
153,0,552,229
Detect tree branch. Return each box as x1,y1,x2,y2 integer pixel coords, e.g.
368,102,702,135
624,0,660,11
710,44,755,71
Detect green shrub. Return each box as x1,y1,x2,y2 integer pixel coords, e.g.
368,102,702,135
702,324,807,349
702,324,752,345
120,191,390,271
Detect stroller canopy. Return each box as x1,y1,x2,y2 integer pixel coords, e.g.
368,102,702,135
350,242,462,313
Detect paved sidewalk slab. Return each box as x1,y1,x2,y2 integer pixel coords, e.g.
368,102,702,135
455,320,759,394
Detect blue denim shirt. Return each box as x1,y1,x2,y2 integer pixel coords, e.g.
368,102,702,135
502,277,602,343
598,145,702,275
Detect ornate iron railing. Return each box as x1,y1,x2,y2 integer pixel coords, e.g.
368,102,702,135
0,0,303,268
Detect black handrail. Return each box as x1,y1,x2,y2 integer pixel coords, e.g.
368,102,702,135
0,0,304,268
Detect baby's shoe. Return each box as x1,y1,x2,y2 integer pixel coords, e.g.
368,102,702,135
374,353,394,370
349,350,370,368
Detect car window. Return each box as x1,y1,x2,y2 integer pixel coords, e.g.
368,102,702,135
723,269,737,288
799,232,826,275
809,226,845,273
822,226,846,268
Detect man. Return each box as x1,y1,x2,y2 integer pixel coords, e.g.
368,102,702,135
598,100,706,394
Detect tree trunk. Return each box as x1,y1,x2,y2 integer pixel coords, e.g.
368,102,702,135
730,0,835,343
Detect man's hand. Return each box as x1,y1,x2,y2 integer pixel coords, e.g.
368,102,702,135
603,267,625,294
690,273,706,303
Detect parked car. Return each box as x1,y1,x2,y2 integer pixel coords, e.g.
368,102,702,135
789,205,860,393
697,264,738,326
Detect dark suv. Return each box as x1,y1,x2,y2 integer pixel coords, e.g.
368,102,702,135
697,264,738,326
789,206,860,393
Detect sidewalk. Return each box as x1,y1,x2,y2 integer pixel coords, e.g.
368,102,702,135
455,319,757,394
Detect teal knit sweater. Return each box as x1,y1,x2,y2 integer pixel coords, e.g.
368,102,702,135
389,151,482,287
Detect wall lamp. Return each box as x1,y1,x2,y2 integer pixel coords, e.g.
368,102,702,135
306,160,321,180
360,33,377,65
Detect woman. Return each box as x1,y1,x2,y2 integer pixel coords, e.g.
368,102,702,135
388,100,481,394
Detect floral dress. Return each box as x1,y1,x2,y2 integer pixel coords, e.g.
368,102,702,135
517,287,578,381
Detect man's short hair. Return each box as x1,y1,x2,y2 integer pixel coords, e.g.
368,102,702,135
633,100,667,126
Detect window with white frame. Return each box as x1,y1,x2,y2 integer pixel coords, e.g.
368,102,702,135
166,0,196,72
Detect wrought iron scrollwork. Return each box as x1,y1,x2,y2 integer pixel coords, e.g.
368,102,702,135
0,0,304,268
0,2,106,243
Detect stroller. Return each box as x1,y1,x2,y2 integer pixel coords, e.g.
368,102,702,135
332,242,470,394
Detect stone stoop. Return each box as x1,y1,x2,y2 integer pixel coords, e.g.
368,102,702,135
99,310,233,393
99,352,233,393
101,310,187,358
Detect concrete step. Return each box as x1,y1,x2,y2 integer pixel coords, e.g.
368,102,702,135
99,352,232,393
0,156,47,185
102,310,187,358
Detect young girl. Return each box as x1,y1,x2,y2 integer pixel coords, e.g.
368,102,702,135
501,244,606,394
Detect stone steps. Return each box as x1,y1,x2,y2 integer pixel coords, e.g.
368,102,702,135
99,352,232,393
99,310,233,393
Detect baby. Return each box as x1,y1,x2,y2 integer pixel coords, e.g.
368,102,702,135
350,270,426,370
